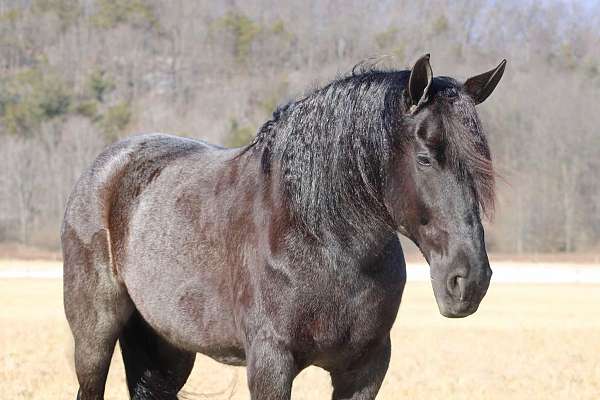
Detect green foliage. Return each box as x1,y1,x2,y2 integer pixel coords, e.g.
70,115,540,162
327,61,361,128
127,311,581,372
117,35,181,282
0,66,132,139
91,0,160,31
87,69,115,102
271,20,286,36
100,101,131,141
269,19,294,43
2,101,42,136
211,14,295,67
38,79,71,118
74,100,99,119
0,67,72,136
224,118,254,148
212,12,261,65
0,61,135,140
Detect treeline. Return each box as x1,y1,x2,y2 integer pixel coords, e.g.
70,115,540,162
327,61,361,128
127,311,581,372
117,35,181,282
0,0,599,253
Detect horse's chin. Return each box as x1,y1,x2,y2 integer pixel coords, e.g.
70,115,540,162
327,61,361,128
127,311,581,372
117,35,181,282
436,299,480,318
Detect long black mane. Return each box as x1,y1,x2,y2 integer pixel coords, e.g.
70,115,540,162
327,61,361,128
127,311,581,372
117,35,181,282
245,68,494,241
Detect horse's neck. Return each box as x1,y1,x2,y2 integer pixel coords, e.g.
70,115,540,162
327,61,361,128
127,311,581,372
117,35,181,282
236,146,396,269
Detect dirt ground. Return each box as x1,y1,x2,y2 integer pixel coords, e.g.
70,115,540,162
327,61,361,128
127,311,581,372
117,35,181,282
1,275,600,399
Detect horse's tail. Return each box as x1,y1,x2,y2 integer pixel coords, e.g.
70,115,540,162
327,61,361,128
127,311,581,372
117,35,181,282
119,311,194,400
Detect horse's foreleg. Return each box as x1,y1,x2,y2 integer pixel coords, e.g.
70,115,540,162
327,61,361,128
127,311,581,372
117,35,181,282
329,336,391,400
246,338,296,400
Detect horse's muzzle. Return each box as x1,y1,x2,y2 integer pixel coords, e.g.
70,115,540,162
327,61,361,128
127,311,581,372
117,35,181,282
432,261,492,318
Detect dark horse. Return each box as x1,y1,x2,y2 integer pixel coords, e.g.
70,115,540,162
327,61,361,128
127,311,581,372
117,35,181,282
62,54,505,400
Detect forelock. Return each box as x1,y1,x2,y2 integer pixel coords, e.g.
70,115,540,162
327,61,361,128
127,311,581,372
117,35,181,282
436,92,496,218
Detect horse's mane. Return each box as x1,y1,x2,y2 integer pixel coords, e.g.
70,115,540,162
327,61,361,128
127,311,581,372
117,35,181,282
245,68,494,240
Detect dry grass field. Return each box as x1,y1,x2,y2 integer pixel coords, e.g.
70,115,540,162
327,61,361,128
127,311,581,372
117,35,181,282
1,264,600,399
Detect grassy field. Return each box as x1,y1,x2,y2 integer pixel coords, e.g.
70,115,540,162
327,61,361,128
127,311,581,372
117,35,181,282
1,269,600,399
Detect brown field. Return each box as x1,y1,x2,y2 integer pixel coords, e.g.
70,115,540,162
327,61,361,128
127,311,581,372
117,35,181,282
1,267,600,399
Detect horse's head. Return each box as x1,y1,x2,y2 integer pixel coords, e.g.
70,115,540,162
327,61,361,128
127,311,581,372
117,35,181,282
386,55,506,318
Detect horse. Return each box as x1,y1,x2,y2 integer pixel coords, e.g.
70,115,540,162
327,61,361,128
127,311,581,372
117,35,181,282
62,54,506,400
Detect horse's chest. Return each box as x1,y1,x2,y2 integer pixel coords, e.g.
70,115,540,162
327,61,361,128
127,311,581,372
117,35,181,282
293,280,403,360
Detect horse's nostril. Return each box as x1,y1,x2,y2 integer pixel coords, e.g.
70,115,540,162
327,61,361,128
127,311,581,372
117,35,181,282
447,273,463,299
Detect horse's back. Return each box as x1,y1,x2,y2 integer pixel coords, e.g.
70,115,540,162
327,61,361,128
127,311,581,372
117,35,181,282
62,134,214,239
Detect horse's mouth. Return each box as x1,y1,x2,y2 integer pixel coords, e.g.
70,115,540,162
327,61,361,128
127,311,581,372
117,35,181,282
431,271,490,318
437,299,480,318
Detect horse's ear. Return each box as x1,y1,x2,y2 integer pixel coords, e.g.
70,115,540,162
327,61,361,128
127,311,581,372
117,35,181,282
464,59,507,104
408,54,433,110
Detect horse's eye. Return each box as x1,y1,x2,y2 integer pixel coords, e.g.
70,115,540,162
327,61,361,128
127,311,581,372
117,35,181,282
416,154,432,167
